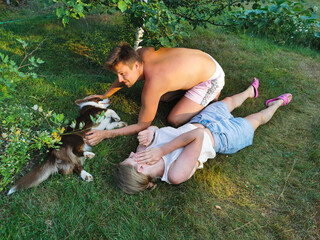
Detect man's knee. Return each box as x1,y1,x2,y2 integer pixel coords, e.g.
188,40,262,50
167,114,183,127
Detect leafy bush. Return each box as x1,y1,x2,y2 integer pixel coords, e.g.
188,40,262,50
52,0,259,48
0,105,68,192
230,0,320,49
0,39,67,192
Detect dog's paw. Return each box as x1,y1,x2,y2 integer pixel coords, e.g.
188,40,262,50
84,152,95,159
118,121,127,127
113,116,121,122
80,170,93,182
7,186,17,196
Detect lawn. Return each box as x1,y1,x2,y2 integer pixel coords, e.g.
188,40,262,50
0,1,319,239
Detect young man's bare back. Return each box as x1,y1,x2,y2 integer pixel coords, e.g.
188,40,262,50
141,47,216,90
84,43,225,146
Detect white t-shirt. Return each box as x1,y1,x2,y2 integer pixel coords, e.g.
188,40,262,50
146,124,216,184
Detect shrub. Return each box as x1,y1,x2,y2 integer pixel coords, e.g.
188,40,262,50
0,39,68,192
229,0,320,49
0,104,68,192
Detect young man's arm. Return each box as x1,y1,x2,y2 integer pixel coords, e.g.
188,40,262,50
85,85,162,145
84,78,124,100
102,78,124,98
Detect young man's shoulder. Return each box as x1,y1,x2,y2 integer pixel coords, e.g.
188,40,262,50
137,47,155,57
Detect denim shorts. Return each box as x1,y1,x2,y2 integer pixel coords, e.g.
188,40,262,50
189,102,254,154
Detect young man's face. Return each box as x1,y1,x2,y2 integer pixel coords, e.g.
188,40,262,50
114,61,140,88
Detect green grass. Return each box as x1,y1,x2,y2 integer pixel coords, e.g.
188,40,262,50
1,2,319,239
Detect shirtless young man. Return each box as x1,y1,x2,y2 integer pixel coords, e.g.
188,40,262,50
85,42,225,146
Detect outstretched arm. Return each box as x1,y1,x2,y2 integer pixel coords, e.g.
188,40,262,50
84,78,124,100
85,99,160,146
85,81,162,145
103,78,124,98
85,122,150,146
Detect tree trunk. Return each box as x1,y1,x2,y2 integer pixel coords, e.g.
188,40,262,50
133,0,148,50
134,27,144,50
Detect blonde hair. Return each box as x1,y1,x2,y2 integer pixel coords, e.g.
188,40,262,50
114,162,157,194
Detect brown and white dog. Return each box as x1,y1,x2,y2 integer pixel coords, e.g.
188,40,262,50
7,97,127,195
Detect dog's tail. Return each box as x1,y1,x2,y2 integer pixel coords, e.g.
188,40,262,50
7,154,57,195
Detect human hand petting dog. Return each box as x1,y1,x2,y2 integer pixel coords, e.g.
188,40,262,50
85,130,109,146
135,147,163,165
83,94,105,101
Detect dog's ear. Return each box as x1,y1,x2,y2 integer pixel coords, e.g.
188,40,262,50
75,99,84,106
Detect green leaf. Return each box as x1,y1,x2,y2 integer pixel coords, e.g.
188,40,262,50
62,16,70,26
315,32,320,38
269,4,278,12
90,115,96,123
74,4,84,13
78,12,85,18
159,37,171,47
3,55,8,63
16,38,28,48
56,7,65,18
18,72,25,78
311,12,318,20
70,13,79,19
274,18,281,24
36,58,45,64
118,0,127,12
280,3,289,10
292,3,304,12
29,56,35,63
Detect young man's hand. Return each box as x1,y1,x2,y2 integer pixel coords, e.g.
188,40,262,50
83,94,105,101
85,130,109,146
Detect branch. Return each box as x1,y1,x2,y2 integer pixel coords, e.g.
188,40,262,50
170,0,240,27
18,64,31,69
18,39,46,70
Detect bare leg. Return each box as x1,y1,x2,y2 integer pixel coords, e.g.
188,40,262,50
221,85,255,112
245,94,292,131
167,97,205,127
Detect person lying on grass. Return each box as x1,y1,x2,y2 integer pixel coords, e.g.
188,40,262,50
114,79,293,194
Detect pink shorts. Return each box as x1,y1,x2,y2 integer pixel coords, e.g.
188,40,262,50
185,54,225,106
